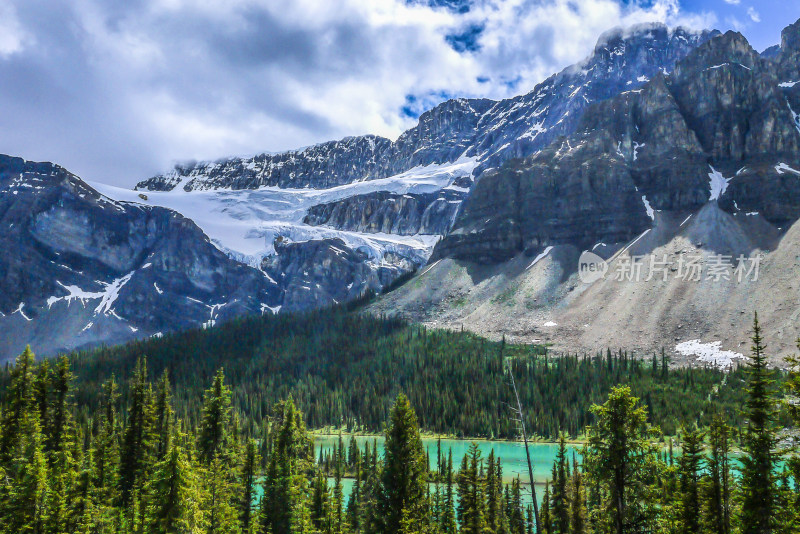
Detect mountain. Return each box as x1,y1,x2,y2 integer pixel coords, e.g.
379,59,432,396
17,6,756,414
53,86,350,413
0,155,281,359
116,24,715,308
136,25,717,194
372,20,800,365
0,22,746,361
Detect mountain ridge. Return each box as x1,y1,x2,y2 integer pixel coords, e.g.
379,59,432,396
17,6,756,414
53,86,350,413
373,20,800,365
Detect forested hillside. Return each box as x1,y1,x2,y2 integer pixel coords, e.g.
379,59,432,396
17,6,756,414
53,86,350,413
0,316,797,533
11,308,765,439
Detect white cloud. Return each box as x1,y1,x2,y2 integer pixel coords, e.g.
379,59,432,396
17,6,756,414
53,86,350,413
0,0,29,57
723,0,740,5
0,0,715,186
747,7,761,23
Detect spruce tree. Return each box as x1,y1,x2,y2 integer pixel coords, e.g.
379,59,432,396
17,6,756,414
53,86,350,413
783,339,800,530
569,455,587,534
259,397,314,534
701,415,732,534
457,443,487,534
32,361,50,435
197,369,233,465
739,314,778,534
46,355,73,455
486,450,502,533
3,414,49,534
202,456,241,534
240,439,260,533
677,426,704,534
375,394,428,534
540,482,551,534
508,478,526,534
154,371,174,462
147,439,204,534
440,450,457,534
119,357,155,507
582,385,660,534
550,434,570,534
346,453,362,533
0,346,37,467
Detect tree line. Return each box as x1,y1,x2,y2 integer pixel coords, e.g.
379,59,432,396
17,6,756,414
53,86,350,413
0,314,797,533
24,309,765,440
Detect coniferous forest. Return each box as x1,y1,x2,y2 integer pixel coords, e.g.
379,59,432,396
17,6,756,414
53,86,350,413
0,313,799,533
0,311,798,533
21,308,768,440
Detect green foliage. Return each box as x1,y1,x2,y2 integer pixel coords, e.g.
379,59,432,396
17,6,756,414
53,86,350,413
43,310,754,439
456,443,488,534
0,331,798,534
739,314,780,534
582,385,661,534
375,394,428,534
677,426,705,534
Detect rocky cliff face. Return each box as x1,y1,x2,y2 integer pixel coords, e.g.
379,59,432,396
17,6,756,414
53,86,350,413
261,237,393,312
122,23,716,321
375,20,800,365
136,24,715,196
436,28,800,263
10,19,786,361
303,189,463,236
0,155,281,360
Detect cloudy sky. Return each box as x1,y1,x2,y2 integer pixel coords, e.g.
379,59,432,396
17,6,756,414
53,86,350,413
1,0,797,186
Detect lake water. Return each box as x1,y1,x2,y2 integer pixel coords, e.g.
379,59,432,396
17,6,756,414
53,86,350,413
315,435,582,507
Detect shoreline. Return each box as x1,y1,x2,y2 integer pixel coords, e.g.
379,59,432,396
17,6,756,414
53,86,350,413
309,429,590,446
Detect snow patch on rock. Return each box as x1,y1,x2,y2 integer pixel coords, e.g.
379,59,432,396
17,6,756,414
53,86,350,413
675,340,746,370
775,162,800,176
526,246,554,270
641,195,655,220
708,166,731,201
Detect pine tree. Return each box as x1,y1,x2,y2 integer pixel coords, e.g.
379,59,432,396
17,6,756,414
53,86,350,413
240,439,260,532
457,443,487,534
702,415,731,534
677,426,704,534
0,346,37,467
197,369,233,465
147,439,204,534
569,454,587,534
582,385,660,534
440,450,457,534
550,434,570,534
119,357,155,507
259,397,314,534
375,394,428,534
739,313,778,534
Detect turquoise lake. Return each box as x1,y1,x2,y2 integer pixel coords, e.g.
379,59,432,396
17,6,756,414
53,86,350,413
314,435,582,506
